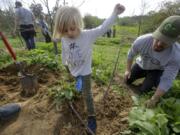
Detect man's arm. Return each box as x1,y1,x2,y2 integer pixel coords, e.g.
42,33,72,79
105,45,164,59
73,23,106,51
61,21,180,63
124,59,133,82
146,61,179,108
124,38,141,82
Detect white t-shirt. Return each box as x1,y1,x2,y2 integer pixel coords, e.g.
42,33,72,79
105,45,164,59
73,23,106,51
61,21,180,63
61,12,117,77
15,7,34,25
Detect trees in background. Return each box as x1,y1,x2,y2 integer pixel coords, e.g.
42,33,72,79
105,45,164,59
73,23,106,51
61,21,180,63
0,0,15,33
141,0,180,34
0,0,87,34
83,14,103,29
30,3,43,18
0,0,179,35
117,0,180,35
30,0,61,33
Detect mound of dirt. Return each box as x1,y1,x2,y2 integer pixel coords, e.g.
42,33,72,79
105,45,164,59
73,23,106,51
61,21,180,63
0,64,132,135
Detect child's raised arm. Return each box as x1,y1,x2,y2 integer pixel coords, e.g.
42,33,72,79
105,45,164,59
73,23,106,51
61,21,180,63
86,3,125,40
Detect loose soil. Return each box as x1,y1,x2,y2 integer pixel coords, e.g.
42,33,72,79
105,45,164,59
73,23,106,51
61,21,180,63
0,64,132,135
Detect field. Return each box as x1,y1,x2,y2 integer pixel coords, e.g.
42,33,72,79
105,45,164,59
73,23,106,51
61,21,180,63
0,25,180,135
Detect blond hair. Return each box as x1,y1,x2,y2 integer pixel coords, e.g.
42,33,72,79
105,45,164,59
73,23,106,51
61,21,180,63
53,6,84,39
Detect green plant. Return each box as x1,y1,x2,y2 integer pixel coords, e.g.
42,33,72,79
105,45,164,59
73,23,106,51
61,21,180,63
17,49,61,70
48,81,79,105
129,106,169,135
0,51,13,68
128,94,180,135
160,98,180,133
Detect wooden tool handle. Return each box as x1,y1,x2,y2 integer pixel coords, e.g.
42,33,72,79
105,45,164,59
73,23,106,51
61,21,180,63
0,32,16,61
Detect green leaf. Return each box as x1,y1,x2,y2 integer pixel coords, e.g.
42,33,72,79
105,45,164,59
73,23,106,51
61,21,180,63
172,122,180,133
131,121,160,135
155,114,168,127
131,96,139,106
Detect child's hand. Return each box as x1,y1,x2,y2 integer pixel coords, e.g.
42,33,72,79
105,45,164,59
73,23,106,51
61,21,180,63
114,3,125,15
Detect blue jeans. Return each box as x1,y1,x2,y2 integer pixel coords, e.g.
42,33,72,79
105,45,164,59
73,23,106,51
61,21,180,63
20,24,36,50
76,74,95,116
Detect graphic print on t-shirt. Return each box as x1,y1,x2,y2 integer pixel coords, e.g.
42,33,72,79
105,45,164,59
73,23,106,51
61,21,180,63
67,42,85,68
141,53,160,65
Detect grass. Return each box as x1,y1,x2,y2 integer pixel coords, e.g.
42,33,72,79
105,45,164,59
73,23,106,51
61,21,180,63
93,39,129,75
116,25,138,36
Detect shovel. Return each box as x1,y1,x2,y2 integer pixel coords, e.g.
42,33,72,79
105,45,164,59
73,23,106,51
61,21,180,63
0,32,38,97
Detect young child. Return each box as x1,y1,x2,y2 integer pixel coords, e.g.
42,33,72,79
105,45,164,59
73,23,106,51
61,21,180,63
53,4,125,134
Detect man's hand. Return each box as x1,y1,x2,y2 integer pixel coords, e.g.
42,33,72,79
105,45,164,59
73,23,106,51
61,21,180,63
114,3,125,15
145,96,160,108
124,70,131,83
145,89,165,108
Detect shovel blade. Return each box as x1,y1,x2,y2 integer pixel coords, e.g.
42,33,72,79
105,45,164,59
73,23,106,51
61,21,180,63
20,74,38,97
